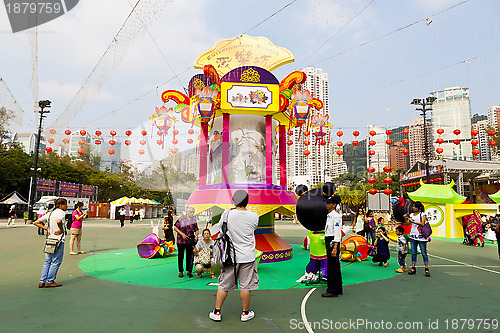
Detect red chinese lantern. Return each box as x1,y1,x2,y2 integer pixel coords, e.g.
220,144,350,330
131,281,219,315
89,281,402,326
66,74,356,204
140,139,146,145
187,138,193,144
386,130,393,135
453,139,461,145
368,177,377,184
437,128,444,135
49,129,56,135
368,188,378,195
383,188,392,195
45,147,52,153
403,128,409,135
138,149,145,155
173,129,179,135
110,130,117,137
188,128,194,135
383,177,393,184
304,150,310,156
171,148,178,154
471,139,479,146
125,140,131,146
320,139,326,146
436,138,444,144
80,130,86,136
304,140,310,146
383,166,392,173
353,130,359,137
157,140,163,145
368,150,375,155
436,147,443,154
141,130,148,136
336,130,343,137
402,148,409,155
95,139,101,145
488,130,496,137
336,150,343,156
63,138,69,144
471,129,479,137
472,149,480,156
336,141,343,147
64,129,71,135
386,139,393,145
369,130,376,136
287,140,293,146
108,149,115,155
402,138,409,145
78,139,85,145
109,139,116,146
172,139,179,145
489,140,497,146
367,167,375,173
352,140,359,147
369,140,376,146
48,138,54,144
287,129,293,136
304,130,310,136
125,130,132,136
453,129,461,135
77,148,84,154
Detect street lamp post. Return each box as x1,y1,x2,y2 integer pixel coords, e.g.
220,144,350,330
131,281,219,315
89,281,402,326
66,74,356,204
28,100,51,223
410,96,436,182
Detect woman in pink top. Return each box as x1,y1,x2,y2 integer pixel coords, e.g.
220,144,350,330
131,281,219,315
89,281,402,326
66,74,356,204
69,202,87,255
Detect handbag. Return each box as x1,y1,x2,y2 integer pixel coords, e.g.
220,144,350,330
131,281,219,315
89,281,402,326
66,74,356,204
367,245,376,257
420,222,433,238
43,235,62,254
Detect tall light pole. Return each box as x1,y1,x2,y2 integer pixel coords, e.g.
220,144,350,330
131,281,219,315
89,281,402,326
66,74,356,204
28,100,51,222
410,96,436,182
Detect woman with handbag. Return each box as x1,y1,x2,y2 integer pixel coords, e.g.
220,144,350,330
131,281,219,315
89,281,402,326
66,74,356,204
33,198,68,288
404,201,430,277
69,202,87,255
173,206,198,278
364,210,376,245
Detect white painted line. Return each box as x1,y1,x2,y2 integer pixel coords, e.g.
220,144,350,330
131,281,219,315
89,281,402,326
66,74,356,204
415,265,500,268
428,254,500,275
301,288,316,333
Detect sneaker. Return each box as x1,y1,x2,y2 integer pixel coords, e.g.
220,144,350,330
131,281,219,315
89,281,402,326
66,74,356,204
395,268,404,273
241,310,255,322
209,310,221,322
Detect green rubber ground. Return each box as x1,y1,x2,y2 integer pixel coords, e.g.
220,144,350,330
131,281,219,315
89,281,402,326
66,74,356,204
79,244,398,290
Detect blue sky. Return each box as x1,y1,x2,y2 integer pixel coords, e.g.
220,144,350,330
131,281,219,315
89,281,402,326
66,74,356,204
1,0,499,146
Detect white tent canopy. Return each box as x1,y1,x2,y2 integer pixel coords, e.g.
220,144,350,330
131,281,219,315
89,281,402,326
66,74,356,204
0,191,28,205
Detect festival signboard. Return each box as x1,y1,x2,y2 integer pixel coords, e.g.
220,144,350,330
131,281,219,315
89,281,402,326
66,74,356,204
81,185,94,196
60,182,80,197
37,179,56,192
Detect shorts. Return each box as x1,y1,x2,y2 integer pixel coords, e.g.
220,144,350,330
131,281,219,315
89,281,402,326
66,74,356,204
70,228,82,235
218,260,259,291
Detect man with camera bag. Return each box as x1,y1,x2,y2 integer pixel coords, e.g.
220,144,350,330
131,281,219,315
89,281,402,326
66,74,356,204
209,190,259,322
33,198,67,288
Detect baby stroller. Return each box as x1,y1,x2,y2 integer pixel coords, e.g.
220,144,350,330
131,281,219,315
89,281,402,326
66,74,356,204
462,230,475,246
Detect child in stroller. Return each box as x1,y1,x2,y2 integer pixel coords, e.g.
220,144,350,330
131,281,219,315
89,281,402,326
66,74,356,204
463,229,475,246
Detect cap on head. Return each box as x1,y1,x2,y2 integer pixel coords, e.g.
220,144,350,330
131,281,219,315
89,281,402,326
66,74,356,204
233,190,249,207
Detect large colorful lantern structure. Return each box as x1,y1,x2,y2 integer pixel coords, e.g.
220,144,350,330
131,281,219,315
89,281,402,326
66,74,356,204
159,35,324,263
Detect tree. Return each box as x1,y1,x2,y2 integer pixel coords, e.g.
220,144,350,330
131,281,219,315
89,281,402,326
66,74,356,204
0,107,13,145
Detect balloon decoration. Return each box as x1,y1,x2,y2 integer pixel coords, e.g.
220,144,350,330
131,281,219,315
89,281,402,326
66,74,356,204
45,147,52,153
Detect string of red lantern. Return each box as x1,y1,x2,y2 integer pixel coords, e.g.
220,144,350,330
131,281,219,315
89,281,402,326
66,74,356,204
436,128,444,155
402,128,409,155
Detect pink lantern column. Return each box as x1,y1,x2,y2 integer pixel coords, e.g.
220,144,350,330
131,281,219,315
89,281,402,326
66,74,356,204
279,125,287,187
199,122,209,187
222,113,230,184
266,115,273,184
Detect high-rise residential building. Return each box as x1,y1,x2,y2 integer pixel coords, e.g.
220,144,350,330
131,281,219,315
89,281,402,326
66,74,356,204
408,118,432,166
181,147,200,176
430,87,472,160
366,125,388,173
68,132,91,156
388,125,409,148
11,132,44,154
474,119,491,161
487,104,500,128
389,142,410,170
330,145,348,178
283,67,331,187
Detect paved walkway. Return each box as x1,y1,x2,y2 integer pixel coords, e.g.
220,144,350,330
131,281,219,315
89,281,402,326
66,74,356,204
1,219,499,332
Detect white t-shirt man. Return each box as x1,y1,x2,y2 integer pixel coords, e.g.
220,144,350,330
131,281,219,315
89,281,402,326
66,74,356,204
39,208,66,242
218,209,259,264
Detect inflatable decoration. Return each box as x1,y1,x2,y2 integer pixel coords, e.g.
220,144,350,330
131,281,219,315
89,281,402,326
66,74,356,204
137,233,175,259
296,183,336,231
340,235,369,262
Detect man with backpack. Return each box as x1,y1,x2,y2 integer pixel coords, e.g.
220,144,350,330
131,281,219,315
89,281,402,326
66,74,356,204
209,190,259,322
